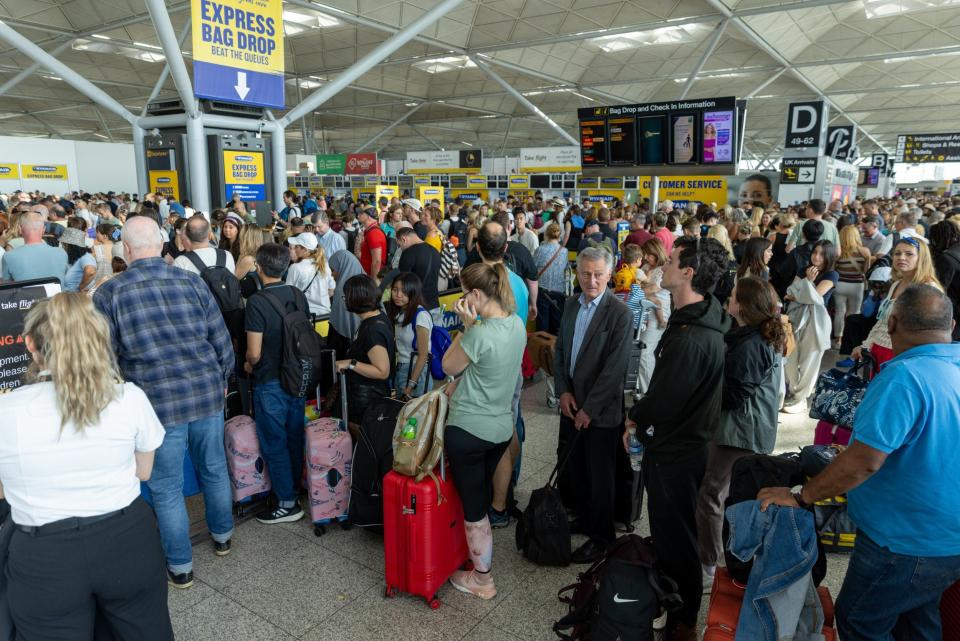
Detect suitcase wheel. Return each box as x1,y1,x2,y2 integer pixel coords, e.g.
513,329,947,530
314,524,326,537
384,586,396,598
339,520,352,531
236,504,245,518
428,596,440,610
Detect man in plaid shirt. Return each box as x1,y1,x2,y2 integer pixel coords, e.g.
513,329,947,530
94,215,235,589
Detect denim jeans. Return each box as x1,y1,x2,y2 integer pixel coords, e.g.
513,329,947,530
253,379,306,508
396,360,431,398
147,412,234,574
837,531,960,641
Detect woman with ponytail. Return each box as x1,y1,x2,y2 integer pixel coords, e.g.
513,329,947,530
695,277,785,586
0,293,172,640
441,262,525,601
286,232,335,316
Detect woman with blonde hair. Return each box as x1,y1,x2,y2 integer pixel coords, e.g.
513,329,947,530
0,293,172,640
234,222,268,280
833,224,872,345
442,262,525,600
285,232,335,316
707,223,735,260
749,206,765,236
853,232,942,367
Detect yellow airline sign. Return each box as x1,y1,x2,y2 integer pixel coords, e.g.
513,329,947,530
149,170,181,200
21,164,68,180
0,164,19,179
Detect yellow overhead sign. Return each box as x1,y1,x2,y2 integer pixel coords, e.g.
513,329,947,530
21,164,68,180
0,164,19,179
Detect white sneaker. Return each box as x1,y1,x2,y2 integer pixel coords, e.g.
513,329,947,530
449,570,497,600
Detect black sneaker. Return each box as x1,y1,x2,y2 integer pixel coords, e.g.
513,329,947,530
256,504,304,525
167,569,194,589
214,539,232,557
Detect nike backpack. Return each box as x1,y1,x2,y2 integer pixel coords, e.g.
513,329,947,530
554,534,682,641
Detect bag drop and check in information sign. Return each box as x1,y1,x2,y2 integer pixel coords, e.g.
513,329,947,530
224,150,266,200
192,0,284,108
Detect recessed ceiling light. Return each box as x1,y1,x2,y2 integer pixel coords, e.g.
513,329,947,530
91,34,110,40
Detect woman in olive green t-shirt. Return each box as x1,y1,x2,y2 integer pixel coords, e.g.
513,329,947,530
441,262,525,601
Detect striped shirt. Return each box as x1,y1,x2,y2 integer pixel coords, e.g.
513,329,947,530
93,256,234,427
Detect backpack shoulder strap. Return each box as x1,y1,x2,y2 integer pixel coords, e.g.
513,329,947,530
259,287,289,321
215,248,226,268
184,251,207,273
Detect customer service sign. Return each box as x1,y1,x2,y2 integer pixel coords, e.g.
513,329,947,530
191,0,285,108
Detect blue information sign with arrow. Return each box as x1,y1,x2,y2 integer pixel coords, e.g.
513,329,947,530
191,0,285,109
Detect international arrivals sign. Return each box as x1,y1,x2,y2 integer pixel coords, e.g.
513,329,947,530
191,0,285,108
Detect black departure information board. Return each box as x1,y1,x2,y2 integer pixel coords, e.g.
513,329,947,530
577,96,742,176
607,117,637,165
579,119,606,166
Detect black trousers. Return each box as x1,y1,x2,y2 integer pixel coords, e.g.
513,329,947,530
644,445,708,629
839,313,877,356
7,497,173,641
445,425,510,523
557,416,620,545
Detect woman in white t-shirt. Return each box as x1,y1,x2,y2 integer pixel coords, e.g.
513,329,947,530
286,232,336,316
0,293,172,640
385,272,433,399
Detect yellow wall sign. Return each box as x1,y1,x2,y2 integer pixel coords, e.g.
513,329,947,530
21,164,67,180
509,175,530,188
450,189,489,203
418,186,445,212
0,164,19,179
638,176,727,208
149,170,181,200
466,175,487,187
375,185,399,202
191,0,285,108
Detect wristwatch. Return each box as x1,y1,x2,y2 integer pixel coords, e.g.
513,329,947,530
347,359,358,371
791,485,810,508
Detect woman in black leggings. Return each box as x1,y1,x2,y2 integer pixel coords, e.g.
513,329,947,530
441,263,526,600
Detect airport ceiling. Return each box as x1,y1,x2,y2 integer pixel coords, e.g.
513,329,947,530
1,0,960,161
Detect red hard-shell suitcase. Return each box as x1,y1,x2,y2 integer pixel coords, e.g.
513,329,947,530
382,467,469,609
703,567,835,641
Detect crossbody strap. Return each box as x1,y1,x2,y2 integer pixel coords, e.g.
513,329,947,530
537,244,565,279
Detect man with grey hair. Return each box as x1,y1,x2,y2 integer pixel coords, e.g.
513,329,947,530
625,212,653,247
553,245,633,563
94,215,235,590
760,284,960,641
312,209,346,258
0,211,67,283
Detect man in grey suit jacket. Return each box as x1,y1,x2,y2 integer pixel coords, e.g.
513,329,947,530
553,246,633,563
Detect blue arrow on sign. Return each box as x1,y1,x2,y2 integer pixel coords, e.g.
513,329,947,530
194,61,284,109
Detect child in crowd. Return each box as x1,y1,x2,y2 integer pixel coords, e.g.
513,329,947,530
614,243,648,293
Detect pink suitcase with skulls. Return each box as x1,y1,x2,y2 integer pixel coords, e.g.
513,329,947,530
304,369,352,536
224,414,272,509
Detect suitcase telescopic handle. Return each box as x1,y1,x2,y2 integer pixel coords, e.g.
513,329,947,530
339,368,348,428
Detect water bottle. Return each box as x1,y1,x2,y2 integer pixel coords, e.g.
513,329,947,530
626,427,644,472
402,417,418,440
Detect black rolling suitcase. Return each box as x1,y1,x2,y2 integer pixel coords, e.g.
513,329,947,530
349,396,406,529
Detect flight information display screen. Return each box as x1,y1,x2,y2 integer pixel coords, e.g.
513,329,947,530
579,119,606,166
577,97,740,172
607,117,638,165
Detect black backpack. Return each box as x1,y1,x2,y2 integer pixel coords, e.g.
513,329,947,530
185,250,242,314
517,432,579,566
259,287,325,398
554,535,682,641
448,218,468,249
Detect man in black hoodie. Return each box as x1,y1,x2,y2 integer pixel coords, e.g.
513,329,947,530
626,236,732,641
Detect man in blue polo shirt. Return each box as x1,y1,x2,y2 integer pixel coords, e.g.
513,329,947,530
760,284,960,641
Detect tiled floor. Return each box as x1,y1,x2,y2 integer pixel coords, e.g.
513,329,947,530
170,365,850,640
